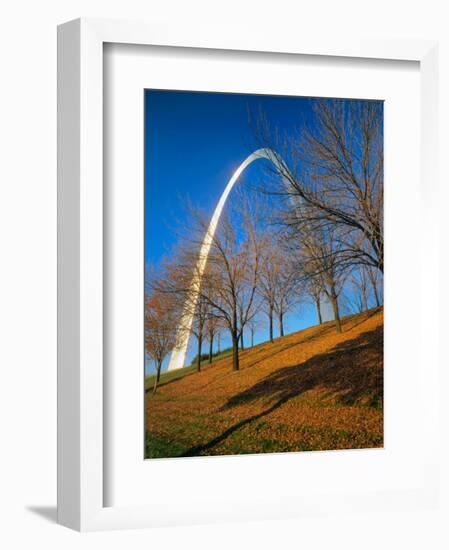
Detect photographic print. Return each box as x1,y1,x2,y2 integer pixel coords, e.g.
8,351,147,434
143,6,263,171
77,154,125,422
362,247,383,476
144,90,383,459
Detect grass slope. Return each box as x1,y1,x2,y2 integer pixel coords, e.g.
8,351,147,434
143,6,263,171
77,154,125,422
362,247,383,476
145,348,233,391
145,308,384,458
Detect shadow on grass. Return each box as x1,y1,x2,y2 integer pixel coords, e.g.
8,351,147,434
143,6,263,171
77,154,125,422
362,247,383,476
145,365,198,394
181,395,292,457
241,323,334,371
224,325,383,410
343,307,382,333
146,309,382,397
181,325,383,457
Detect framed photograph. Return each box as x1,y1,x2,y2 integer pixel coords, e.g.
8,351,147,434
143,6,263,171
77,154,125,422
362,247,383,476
58,18,440,531
143,90,385,460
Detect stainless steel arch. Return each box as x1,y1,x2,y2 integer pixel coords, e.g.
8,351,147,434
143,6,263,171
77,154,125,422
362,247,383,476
167,148,290,371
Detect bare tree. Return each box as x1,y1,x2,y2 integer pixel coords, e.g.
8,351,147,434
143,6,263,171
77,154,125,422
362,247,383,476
349,263,383,313
201,206,262,370
257,235,280,342
305,275,324,325
350,266,370,312
246,315,263,347
238,306,246,350
274,257,301,337
191,294,208,372
162,195,263,372
238,284,262,350
217,330,221,354
205,304,222,363
366,265,382,307
144,289,178,394
293,221,347,333
253,98,384,274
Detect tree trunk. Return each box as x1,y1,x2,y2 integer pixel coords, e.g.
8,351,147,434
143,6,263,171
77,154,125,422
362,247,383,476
153,361,162,394
269,306,274,342
330,292,342,333
361,287,368,311
240,330,245,350
357,295,363,313
251,328,254,347
196,333,202,372
369,275,380,307
316,297,323,325
208,333,213,364
217,333,221,354
279,311,284,337
231,331,240,371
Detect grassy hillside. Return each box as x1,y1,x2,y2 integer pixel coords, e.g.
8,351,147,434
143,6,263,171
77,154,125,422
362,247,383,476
144,347,233,392
145,308,383,458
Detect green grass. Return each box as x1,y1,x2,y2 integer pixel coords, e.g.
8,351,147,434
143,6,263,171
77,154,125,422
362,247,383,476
145,434,188,458
145,422,384,458
189,346,233,367
145,348,234,391
145,364,197,391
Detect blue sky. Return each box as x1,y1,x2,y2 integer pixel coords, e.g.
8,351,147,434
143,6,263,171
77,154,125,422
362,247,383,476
144,90,332,372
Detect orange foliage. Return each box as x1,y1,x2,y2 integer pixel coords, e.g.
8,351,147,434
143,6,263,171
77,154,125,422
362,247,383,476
146,308,383,457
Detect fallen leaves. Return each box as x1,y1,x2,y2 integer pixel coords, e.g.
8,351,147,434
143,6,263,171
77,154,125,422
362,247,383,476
145,308,384,458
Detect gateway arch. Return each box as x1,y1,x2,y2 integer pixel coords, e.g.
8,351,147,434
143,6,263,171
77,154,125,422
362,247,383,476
167,148,291,372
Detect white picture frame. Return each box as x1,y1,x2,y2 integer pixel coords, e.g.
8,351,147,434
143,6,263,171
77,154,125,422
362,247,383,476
57,17,439,531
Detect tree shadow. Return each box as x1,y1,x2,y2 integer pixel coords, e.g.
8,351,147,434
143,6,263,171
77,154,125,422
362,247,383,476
178,325,337,395
182,395,291,456
224,325,383,410
241,323,334,370
181,325,383,456
343,307,382,333
144,370,196,394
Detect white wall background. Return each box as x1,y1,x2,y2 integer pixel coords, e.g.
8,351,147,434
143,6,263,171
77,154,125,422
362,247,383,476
0,1,448,548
